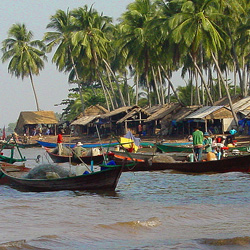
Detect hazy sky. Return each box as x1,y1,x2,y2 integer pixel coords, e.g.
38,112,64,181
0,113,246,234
0,0,135,128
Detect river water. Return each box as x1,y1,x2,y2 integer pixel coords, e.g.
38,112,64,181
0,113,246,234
0,147,250,249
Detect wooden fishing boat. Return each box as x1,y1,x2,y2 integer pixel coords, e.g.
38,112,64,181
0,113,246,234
0,154,26,164
110,150,190,162
37,140,119,149
157,143,250,153
0,161,128,192
112,153,250,173
45,147,105,164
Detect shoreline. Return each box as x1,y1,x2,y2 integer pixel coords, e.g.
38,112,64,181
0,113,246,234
24,133,250,145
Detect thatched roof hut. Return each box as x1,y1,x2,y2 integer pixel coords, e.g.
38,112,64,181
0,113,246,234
15,111,58,134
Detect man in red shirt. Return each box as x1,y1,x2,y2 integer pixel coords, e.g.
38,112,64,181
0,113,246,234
57,129,64,155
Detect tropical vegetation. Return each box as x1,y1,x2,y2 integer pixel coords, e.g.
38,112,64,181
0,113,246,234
1,0,250,122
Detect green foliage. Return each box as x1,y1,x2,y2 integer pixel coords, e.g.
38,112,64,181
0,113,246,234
7,123,16,132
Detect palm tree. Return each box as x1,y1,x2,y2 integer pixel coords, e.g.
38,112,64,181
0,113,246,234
168,0,238,124
2,23,47,111
118,0,159,107
44,9,86,113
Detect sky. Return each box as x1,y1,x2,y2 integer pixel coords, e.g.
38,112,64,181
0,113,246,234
0,0,136,128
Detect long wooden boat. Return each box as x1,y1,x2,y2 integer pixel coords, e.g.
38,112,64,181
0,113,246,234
37,140,119,149
45,147,105,164
112,153,250,173
0,162,127,192
110,150,190,162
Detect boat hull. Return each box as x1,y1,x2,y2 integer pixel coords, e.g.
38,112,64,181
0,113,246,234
113,154,250,173
46,147,105,164
0,164,123,192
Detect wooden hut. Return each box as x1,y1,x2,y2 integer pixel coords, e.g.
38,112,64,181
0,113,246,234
184,106,234,133
70,105,109,136
144,103,182,135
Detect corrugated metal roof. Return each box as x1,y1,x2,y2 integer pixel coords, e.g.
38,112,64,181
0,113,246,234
185,106,224,119
232,96,250,112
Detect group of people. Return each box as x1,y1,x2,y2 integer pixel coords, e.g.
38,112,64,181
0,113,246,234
192,127,237,162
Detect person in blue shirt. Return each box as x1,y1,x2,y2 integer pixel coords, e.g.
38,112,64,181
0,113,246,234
203,132,212,153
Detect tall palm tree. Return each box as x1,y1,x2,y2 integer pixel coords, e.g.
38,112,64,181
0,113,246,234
44,9,86,113
2,23,47,111
118,0,159,107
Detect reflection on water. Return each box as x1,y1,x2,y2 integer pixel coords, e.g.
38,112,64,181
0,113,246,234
0,148,250,249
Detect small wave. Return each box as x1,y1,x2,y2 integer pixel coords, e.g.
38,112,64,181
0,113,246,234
98,217,161,233
0,240,27,249
201,236,250,246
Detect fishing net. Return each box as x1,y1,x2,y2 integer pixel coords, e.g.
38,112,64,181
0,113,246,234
51,147,72,156
23,164,70,179
152,154,176,163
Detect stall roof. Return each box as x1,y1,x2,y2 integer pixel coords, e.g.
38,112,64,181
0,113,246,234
171,106,200,121
116,107,150,124
185,106,227,119
70,115,99,126
100,106,138,119
145,103,181,122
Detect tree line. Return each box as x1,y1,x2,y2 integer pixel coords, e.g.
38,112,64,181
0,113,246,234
1,0,249,123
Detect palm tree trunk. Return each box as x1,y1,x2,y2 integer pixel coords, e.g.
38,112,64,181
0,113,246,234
102,59,126,107
211,52,238,125
189,53,213,105
70,55,85,114
160,64,184,106
157,66,165,105
135,73,139,105
97,70,110,111
105,64,119,108
29,71,40,111
194,67,201,105
152,67,161,105
145,73,152,107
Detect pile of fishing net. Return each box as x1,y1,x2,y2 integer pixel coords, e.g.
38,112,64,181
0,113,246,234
152,154,176,163
51,146,72,156
23,164,70,179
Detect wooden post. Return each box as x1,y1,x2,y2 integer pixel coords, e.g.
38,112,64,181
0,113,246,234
205,119,208,132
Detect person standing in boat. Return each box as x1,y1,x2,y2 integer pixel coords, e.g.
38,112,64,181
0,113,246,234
203,132,212,153
57,129,64,155
192,127,204,161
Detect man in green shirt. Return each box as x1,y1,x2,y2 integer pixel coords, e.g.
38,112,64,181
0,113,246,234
192,127,204,161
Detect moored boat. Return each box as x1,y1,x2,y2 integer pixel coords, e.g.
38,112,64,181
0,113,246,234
0,161,129,192
45,147,105,164
112,153,250,173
